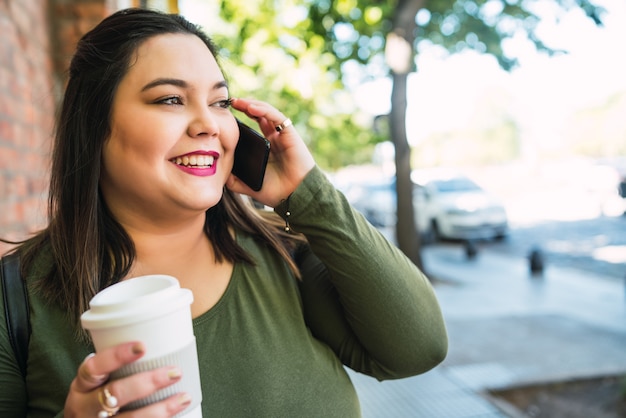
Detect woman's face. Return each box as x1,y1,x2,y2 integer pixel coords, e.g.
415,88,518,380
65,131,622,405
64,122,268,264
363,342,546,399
100,33,238,227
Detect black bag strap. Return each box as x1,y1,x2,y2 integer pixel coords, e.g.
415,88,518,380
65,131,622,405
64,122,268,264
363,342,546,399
1,252,30,378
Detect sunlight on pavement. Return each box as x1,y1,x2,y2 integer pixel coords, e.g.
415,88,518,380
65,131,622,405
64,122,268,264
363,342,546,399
545,236,610,254
592,245,626,264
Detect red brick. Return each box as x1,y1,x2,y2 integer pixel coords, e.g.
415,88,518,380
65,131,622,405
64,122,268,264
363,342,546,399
1,0,109,240
0,148,19,171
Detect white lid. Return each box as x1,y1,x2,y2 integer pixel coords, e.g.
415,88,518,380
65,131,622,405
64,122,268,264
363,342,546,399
81,275,193,329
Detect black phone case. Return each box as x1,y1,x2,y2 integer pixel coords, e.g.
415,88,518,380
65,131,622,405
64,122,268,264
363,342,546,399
232,119,271,191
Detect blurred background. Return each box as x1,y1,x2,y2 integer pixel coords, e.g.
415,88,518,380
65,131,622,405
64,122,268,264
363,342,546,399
1,0,624,416
1,0,624,264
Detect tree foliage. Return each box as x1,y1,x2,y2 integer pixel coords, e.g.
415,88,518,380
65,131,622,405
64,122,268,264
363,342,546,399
209,1,386,171
210,0,605,165
207,0,605,266
298,0,605,266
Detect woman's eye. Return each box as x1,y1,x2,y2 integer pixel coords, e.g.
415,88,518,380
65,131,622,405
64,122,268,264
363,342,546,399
157,96,183,106
211,99,232,109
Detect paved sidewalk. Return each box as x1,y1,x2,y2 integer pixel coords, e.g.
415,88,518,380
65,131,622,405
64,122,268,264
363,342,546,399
349,244,626,417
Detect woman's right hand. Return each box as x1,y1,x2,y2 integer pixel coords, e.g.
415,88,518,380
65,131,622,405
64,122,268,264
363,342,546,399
64,341,192,417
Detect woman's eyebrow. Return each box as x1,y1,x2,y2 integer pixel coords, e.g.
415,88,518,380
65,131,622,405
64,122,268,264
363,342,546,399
141,78,228,92
213,80,229,90
141,78,187,91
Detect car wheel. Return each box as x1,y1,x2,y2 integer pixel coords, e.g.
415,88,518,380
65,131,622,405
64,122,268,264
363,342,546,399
420,228,435,245
429,220,441,243
494,232,507,241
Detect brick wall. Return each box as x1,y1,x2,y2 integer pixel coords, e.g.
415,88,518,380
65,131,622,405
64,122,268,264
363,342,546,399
0,0,109,254
0,0,55,254
0,0,177,255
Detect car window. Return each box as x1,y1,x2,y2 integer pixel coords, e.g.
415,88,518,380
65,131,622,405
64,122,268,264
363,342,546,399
431,177,481,193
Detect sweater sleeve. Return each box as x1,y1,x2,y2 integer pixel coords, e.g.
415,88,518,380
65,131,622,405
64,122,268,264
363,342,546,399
275,166,448,381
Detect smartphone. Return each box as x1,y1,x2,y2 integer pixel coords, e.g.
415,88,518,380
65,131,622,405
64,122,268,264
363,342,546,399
232,119,271,191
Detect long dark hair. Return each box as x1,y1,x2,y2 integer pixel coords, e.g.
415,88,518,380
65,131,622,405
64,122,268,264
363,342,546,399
13,8,302,335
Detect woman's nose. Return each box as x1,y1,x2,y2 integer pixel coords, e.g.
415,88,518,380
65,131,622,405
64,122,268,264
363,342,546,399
187,107,219,138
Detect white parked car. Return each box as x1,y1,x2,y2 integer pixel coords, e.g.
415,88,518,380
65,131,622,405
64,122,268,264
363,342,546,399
412,171,508,241
346,171,508,242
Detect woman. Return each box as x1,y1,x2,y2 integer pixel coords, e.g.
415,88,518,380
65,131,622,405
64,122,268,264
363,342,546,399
0,8,447,418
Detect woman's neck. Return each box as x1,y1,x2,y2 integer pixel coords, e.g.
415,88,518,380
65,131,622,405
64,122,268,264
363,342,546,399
123,214,213,280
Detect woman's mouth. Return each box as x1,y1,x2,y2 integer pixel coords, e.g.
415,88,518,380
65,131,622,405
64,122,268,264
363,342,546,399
170,152,219,177
171,154,215,168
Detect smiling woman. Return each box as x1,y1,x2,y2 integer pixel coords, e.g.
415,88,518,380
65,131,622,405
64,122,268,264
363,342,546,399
0,8,447,418
100,32,238,223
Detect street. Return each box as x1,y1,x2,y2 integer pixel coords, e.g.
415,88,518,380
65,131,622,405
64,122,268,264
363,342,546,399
378,213,626,281
471,214,626,280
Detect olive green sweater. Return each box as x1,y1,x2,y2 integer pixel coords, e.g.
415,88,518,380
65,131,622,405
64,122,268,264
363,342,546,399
0,167,447,417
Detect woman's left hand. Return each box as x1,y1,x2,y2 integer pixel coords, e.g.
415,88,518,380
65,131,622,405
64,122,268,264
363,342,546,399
226,98,315,207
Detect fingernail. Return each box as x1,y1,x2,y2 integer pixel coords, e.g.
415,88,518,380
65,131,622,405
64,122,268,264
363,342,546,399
131,342,144,355
179,393,192,406
168,367,182,380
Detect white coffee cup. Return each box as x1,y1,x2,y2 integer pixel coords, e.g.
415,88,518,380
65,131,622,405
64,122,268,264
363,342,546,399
81,275,202,418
